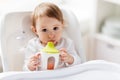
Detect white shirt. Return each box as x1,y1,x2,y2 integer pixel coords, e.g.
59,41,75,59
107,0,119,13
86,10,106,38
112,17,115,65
23,37,81,71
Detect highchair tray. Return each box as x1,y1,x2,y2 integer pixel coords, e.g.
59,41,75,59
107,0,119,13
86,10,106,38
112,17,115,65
1,60,120,80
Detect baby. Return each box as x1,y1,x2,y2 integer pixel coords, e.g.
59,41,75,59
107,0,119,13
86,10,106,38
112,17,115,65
24,2,80,71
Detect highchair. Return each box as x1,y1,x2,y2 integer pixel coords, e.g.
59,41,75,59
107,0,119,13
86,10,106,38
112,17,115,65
1,7,120,80
0,7,86,72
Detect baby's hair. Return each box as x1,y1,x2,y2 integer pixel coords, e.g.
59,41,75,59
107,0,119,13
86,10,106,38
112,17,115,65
31,2,64,28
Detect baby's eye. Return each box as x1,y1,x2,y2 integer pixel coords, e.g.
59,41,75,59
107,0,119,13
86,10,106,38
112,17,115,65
42,29,47,32
53,27,59,31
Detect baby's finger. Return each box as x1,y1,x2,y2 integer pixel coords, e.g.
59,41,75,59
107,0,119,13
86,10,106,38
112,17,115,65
60,56,65,61
60,56,67,62
60,52,67,57
28,62,39,71
30,57,39,62
61,57,68,62
35,53,41,58
36,52,41,56
59,48,67,52
31,60,40,65
30,53,40,60
31,65,38,70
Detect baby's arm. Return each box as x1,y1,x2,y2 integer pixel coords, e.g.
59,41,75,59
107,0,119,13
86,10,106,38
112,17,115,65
23,38,41,71
59,38,81,66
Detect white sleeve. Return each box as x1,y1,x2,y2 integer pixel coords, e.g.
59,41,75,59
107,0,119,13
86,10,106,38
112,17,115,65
23,39,38,71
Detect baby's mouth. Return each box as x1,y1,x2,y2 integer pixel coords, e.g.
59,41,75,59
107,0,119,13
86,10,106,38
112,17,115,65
48,40,55,43
48,40,57,45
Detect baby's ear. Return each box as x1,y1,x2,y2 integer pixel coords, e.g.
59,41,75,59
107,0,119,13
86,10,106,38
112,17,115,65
31,26,37,33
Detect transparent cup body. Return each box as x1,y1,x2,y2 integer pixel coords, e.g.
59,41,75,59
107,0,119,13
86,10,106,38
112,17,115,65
40,52,59,70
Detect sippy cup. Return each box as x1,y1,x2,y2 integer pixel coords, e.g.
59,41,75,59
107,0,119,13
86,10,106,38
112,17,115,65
40,42,59,70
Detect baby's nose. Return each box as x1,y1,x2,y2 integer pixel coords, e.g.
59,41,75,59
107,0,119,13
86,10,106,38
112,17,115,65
48,33,55,38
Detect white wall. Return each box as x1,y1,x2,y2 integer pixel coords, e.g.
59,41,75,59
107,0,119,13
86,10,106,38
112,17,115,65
0,0,96,35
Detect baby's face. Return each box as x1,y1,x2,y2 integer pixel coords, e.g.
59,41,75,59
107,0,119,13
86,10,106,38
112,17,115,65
35,16,63,46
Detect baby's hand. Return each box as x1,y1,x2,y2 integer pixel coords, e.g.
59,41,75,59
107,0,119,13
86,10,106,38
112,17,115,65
59,48,74,65
27,53,40,71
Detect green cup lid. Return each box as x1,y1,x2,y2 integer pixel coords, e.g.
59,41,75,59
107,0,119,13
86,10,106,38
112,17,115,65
41,42,59,54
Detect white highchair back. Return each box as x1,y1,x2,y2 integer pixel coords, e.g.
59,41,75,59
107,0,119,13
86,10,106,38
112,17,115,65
0,7,86,72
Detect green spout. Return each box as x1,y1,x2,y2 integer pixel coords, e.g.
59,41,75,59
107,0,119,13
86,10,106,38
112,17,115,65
41,42,59,54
